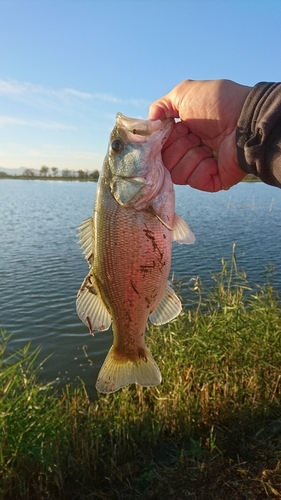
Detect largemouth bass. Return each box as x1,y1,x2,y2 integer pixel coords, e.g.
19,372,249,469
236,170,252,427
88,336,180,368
76,113,195,393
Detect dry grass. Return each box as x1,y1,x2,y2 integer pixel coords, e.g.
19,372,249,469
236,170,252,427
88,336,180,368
1,254,281,499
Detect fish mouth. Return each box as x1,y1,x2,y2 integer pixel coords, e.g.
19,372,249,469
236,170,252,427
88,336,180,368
116,112,174,142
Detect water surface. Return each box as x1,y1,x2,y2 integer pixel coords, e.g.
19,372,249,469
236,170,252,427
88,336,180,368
0,179,280,396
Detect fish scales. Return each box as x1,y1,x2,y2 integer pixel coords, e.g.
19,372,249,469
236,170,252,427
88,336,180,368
76,113,195,393
94,180,172,359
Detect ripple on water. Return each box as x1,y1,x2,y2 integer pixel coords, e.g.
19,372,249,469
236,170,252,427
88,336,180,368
1,179,281,391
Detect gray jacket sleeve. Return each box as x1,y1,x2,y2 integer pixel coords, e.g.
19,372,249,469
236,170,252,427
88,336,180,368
236,82,281,188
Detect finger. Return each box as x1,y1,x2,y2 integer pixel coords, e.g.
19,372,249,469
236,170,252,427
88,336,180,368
162,131,201,172
148,98,180,121
187,158,222,192
165,145,213,184
162,121,190,149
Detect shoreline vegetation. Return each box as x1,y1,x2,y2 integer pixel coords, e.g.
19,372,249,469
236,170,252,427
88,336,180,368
0,169,259,183
1,253,281,499
0,166,100,181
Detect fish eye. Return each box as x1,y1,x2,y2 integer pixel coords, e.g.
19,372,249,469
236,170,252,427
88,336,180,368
111,139,124,153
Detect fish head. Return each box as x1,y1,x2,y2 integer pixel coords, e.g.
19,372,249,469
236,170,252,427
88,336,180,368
105,113,174,209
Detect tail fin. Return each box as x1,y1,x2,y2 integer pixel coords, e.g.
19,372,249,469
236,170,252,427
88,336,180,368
95,346,162,394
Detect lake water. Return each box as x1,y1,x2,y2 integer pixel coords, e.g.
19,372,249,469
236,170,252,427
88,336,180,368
1,179,281,397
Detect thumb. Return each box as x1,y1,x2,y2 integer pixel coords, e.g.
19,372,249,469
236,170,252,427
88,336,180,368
148,97,180,121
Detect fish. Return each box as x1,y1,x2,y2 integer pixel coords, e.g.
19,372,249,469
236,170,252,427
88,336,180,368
76,112,195,394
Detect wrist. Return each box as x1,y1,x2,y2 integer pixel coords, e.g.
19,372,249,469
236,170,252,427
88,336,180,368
221,129,247,189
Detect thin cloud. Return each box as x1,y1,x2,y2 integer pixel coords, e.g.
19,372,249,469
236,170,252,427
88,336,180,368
0,79,91,101
0,79,149,108
27,147,101,160
92,92,149,107
0,80,27,96
0,116,76,130
0,143,104,170
64,88,92,99
92,92,123,103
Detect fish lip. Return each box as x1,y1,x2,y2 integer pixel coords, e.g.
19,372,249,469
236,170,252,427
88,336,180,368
116,112,174,138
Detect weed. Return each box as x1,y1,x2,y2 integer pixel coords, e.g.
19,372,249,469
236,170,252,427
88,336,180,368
1,256,281,499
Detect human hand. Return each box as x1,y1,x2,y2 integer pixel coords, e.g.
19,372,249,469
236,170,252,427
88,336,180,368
149,79,251,191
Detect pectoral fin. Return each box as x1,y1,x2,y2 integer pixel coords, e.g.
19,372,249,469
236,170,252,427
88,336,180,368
149,283,182,325
76,273,111,334
148,206,195,244
172,213,195,245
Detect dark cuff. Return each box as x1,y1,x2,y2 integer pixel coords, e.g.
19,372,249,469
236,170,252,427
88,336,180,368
236,82,281,188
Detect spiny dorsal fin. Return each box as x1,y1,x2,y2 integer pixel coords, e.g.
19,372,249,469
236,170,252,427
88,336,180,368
173,213,195,245
149,282,182,325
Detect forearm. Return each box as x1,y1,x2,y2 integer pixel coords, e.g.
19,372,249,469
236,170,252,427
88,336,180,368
236,82,281,188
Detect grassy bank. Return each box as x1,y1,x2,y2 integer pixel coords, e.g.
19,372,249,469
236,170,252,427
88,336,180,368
1,255,281,499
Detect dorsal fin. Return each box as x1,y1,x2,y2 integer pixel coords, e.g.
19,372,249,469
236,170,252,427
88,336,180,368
77,217,94,265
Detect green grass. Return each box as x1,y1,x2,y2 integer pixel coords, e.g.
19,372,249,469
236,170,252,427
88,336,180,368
1,253,281,499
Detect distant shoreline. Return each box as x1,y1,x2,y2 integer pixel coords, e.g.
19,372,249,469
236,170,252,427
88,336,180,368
0,166,100,181
0,174,98,182
0,173,260,182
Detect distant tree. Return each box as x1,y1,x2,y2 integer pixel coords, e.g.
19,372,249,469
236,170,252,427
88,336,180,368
51,167,58,177
61,169,71,177
77,170,88,180
22,168,35,177
40,165,49,177
89,170,100,181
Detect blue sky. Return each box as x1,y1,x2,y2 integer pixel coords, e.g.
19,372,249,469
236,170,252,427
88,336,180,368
0,0,281,172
